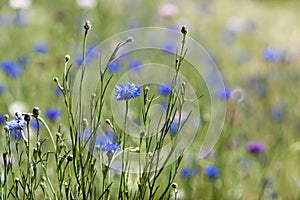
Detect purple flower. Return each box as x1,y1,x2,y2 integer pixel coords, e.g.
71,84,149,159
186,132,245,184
115,82,141,101
246,141,265,154
94,135,120,152
1,60,22,78
204,165,219,179
45,108,61,121
33,42,49,54
158,84,171,96
6,113,27,132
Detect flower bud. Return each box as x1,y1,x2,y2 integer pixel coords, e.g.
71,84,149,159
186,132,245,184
181,25,188,35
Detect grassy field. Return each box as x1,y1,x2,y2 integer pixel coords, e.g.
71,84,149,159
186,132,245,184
1,0,300,199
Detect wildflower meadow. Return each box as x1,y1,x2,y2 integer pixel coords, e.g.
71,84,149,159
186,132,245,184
1,0,300,199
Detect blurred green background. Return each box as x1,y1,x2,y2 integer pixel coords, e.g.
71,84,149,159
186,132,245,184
1,0,300,199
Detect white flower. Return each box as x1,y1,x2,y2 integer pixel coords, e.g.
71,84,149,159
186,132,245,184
8,101,27,116
76,0,97,9
158,3,179,18
9,0,32,10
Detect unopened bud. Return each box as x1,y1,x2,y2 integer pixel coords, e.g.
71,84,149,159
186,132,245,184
32,107,40,117
84,20,91,30
65,55,70,62
181,25,188,35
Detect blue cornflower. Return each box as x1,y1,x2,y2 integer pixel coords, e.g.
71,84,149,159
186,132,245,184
216,88,231,99
6,113,27,132
33,42,49,54
128,60,143,71
204,165,219,179
181,167,191,178
181,167,198,179
0,83,5,95
108,61,121,73
75,55,83,67
14,11,29,26
0,13,11,28
0,114,5,124
1,60,22,78
54,87,63,97
161,42,177,54
158,84,171,96
261,47,283,62
17,55,29,67
101,142,120,151
86,45,100,59
269,106,285,122
115,82,141,101
30,120,43,130
45,108,61,121
170,123,179,134
94,135,120,151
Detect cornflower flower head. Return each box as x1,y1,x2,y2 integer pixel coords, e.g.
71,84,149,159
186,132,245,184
45,108,61,121
6,113,27,132
246,141,265,154
33,42,49,54
158,83,171,96
1,60,22,78
204,165,219,179
115,82,141,101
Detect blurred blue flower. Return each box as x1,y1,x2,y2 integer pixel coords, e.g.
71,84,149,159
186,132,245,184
248,77,266,98
45,108,61,121
269,106,285,122
261,47,283,62
0,83,5,95
128,60,143,71
30,119,43,130
246,141,265,154
1,60,22,78
34,42,49,54
221,29,236,44
95,135,120,151
181,167,198,179
170,123,179,134
101,142,120,151
54,87,63,97
14,11,29,26
204,165,219,179
216,88,231,99
0,13,11,28
201,52,217,67
115,82,141,101
86,45,100,59
108,61,121,73
161,42,177,54
6,113,27,132
17,55,29,67
0,114,5,124
105,131,116,141
181,167,191,178
158,84,171,96
75,55,83,67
